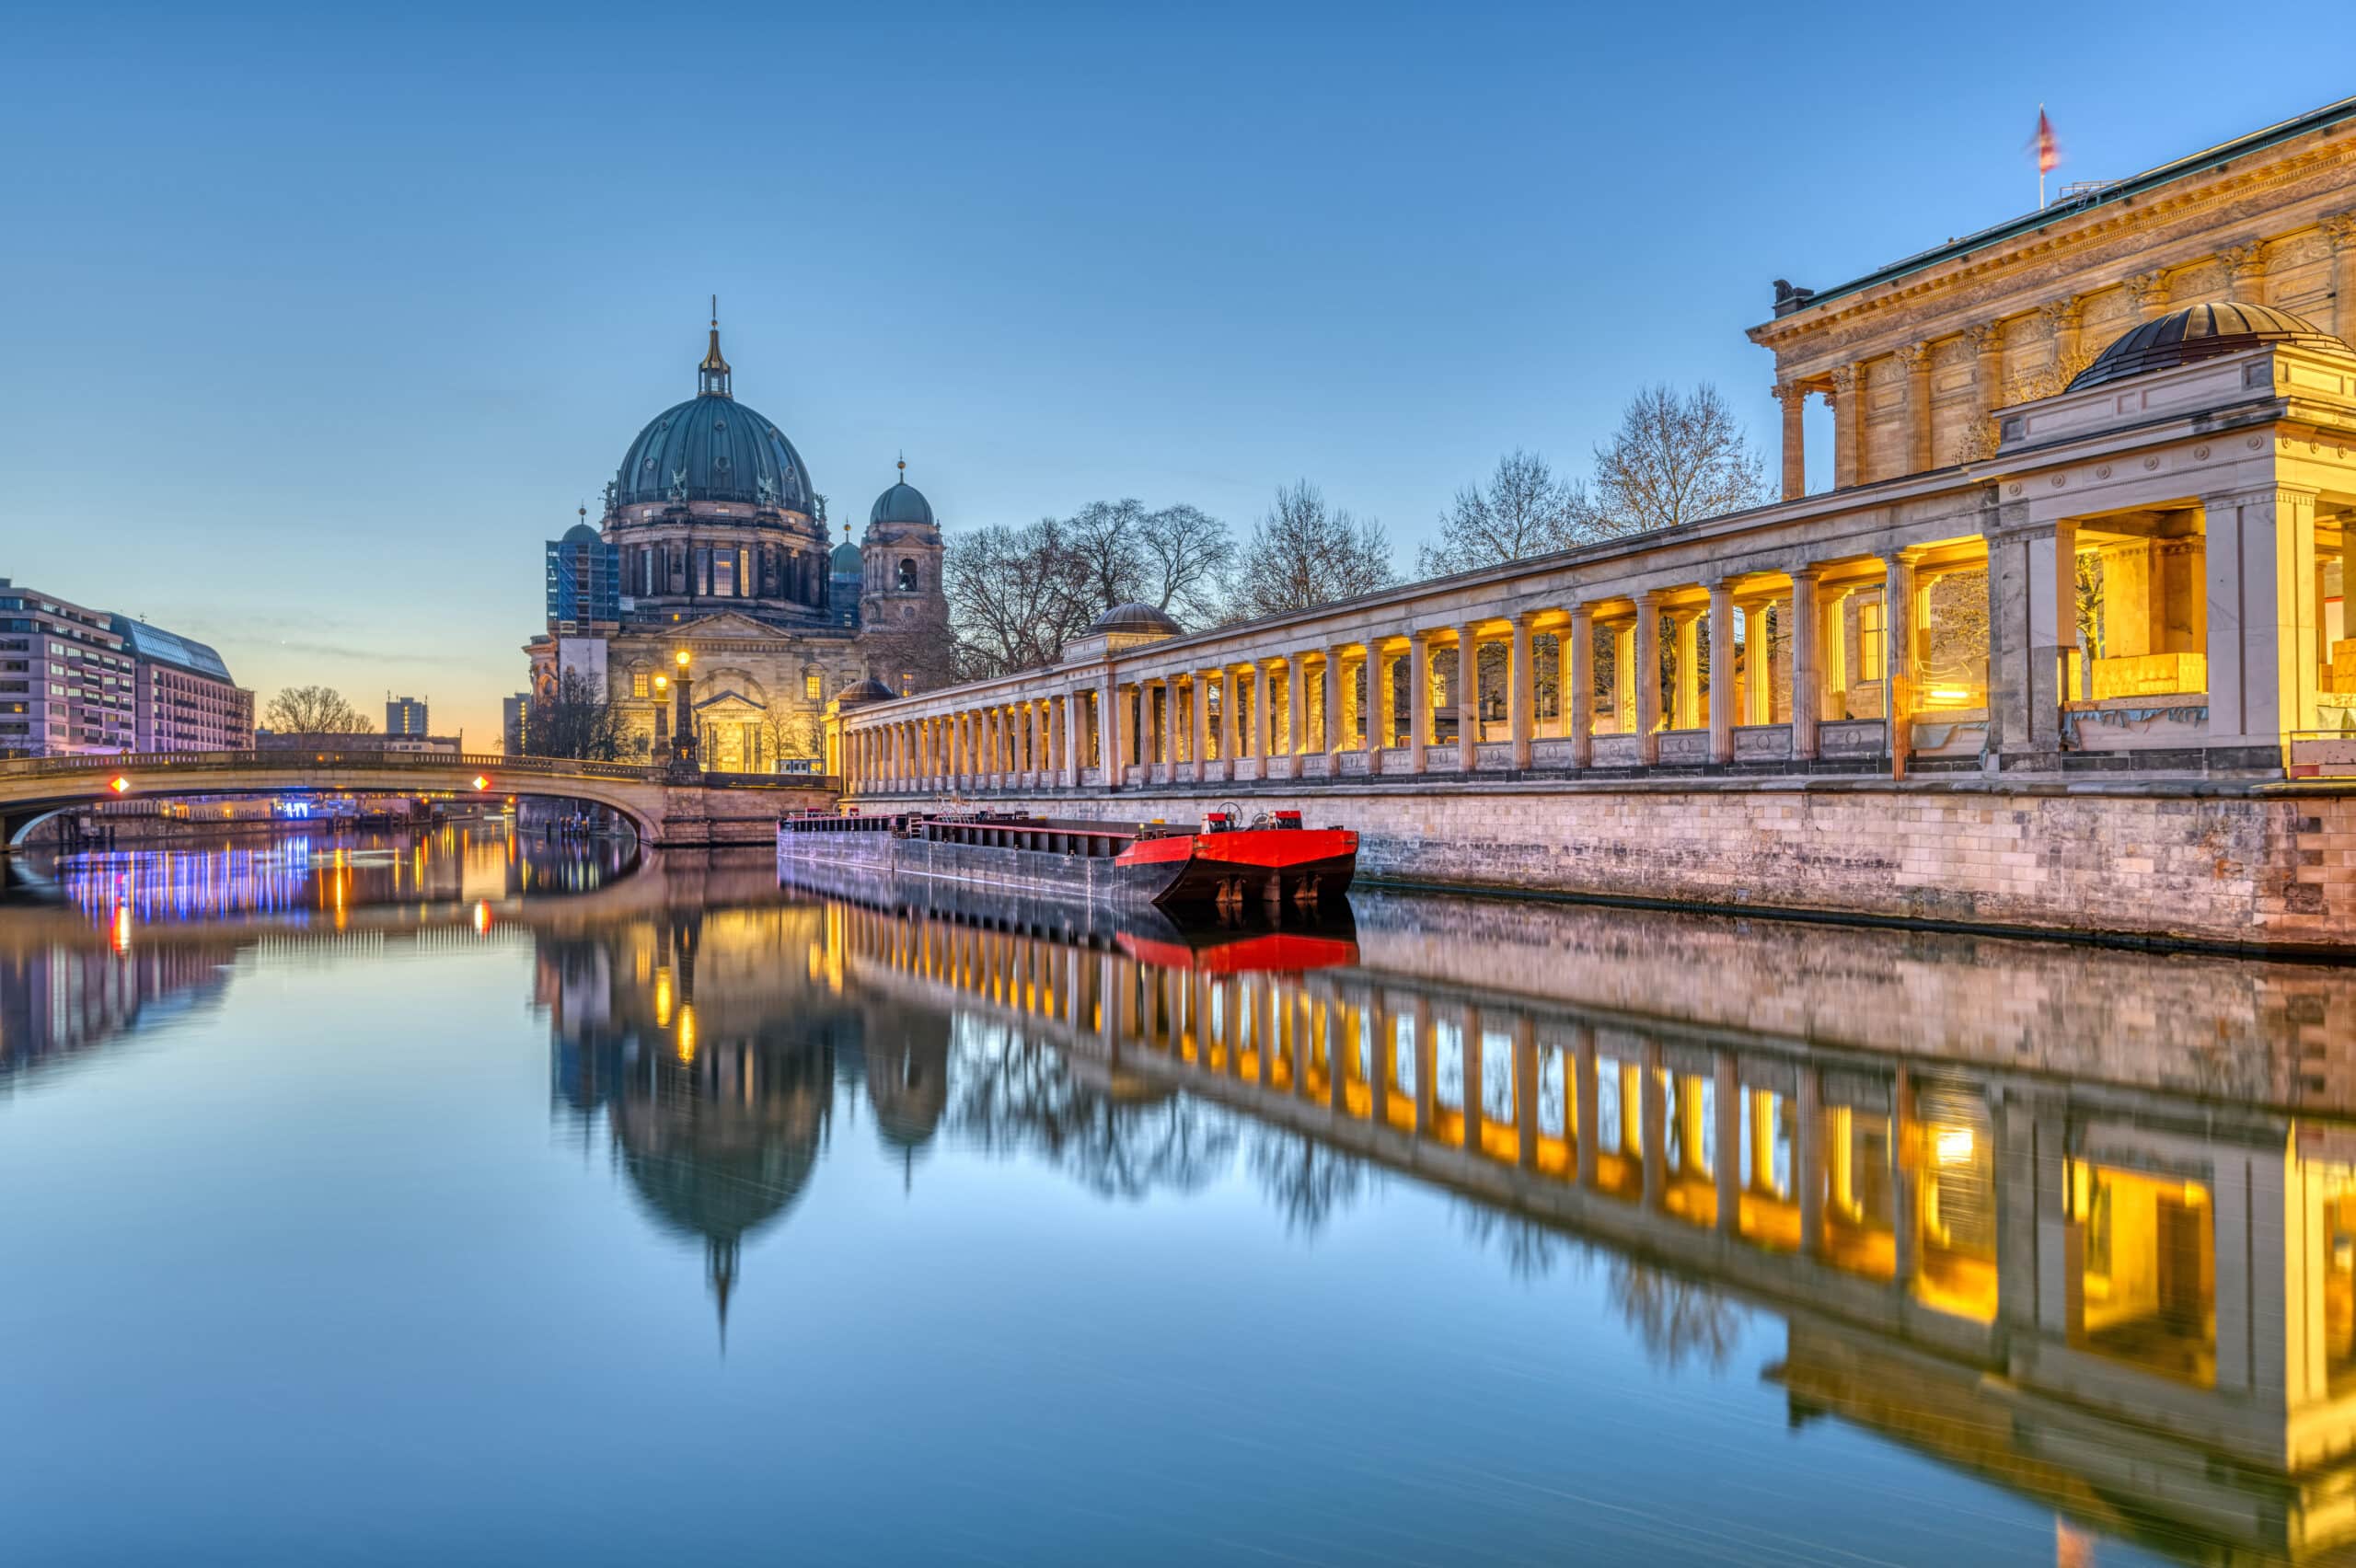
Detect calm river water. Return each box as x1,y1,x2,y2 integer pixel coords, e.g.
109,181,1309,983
6,824,2354,1565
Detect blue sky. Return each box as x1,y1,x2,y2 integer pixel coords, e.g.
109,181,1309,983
4,0,2348,746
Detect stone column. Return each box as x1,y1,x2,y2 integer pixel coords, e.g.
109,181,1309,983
2327,215,2356,341
1742,601,1773,724
1252,660,1273,780
1829,365,1859,490
1218,668,1238,782
1969,322,2004,430
1772,382,1807,502
1409,632,1433,774
1114,682,1138,789
1986,508,2077,757
1634,594,1663,765
2040,296,2083,382
1566,604,1594,768
1886,548,1921,778
1366,643,1388,775
1095,678,1117,790
1324,643,1347,762
2205,486,2322,749
1673,611,1701,730
1790,570,1821,761
1900,342,1933,476
1284,657,1306,778
2223,241,2268,306
1707,582,1736,765
1191,674,1211,784
1454,624,1479,771
1508,612,1536,768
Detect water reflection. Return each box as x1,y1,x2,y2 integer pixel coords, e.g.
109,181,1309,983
14,836,2356,1562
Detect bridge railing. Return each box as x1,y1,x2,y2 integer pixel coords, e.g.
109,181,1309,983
0,750,836,791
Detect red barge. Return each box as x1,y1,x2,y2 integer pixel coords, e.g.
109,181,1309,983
779,808,1357,911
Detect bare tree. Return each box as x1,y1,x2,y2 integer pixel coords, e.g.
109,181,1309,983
262,685,375,733
1137,503,1236,626
1067,499,1150,613
1585,384,1770,540
943,517,1096,678
1418,449,1590,577
522,668,625,761
1226,480,1396,620
1248,1130,1377,1237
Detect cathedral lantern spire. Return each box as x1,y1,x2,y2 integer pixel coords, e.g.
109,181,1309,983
699,295,732,398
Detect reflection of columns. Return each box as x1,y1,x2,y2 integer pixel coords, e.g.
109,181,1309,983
1508,612,1536,768
1706,582,1736,765
1899,342,1932,476
1829,364,1859,490
1892,1068,1918,1288
1790,570,1821,761
1772,382,1807,502
1640,1040,1666,1209
1634,594,1664,764
1251,660,1273,780
1714,1054,1740,1237
1566,605,1594,767
1573,1027,1599,1189
1461,1006,1484,1152
1367,989,1391,1125
1512,1018,1538,1170
1455,624,1479,770
1408,633,1432,774
1412,997,1435,1135
1795,1067,1822,1259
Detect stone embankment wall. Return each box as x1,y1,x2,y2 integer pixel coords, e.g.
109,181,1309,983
945,781,2356,950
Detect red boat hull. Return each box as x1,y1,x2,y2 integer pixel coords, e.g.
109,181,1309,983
1114,827,1358,908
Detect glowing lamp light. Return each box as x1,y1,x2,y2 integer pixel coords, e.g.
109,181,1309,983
110,776,131,794
1929,687,1971,704
653,674,668,691
675,649,691,668
472,775,490,791
1934,1125,1976,1165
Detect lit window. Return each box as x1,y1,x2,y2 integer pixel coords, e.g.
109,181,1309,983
631,670,649,698
1859,600,1886,683
804,674,822,701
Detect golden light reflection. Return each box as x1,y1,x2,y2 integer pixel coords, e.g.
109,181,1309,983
653,967,674,1027
676,1004,697,1063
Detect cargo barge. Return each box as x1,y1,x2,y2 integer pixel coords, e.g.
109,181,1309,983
778,808,1357,912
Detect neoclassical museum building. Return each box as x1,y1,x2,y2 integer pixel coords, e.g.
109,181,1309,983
527,314,952,770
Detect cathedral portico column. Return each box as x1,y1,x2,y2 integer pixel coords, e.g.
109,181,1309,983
1454,624,1478,771
1565,605,1594,768
1634,592,1665,766
1790,570,1822,761
1508,613,1536,769
1772,382,1808,502
1899,342,1933,476
1706,582,1737,766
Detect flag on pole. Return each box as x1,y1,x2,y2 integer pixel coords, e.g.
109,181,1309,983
2034,107,2060,174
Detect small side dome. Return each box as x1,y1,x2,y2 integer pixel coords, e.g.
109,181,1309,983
2069,302,2350,390
1084,602,1183,637
870,480,934,528
561,521,603,546
837,675,896,707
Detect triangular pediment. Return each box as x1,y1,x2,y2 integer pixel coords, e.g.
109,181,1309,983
693,687,767,713
672,611,790,640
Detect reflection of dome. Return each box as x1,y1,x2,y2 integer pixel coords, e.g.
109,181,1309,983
1085,601,1183,636
2068,303,2352,390
867,1041,949,1153
870,479,934,528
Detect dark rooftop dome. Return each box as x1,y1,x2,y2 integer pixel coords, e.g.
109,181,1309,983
1084,602,1182,637
837,675,896,706
2068,302,2350,390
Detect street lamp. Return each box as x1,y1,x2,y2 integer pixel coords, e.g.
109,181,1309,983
670,648,696,766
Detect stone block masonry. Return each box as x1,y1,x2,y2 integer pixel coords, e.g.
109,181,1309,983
954,780,2356,951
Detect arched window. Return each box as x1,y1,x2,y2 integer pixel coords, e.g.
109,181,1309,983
896,558,918,592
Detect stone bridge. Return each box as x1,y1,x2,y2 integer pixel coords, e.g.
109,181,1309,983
0,749,837,850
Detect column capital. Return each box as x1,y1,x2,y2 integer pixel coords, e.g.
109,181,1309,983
2037,294,2085,331
1895,340,1932,372
2324,211,2356,252
1828,363,1859,395
2222,238,2268,282
1788,563,1824,583
2127,269,2170,308
1566,600,1597,624
1965,320,2003,355
1770,380,1811,407
1893,544,1930,567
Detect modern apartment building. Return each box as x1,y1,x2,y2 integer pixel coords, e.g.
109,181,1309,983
112,617,255,751
0,580,135,755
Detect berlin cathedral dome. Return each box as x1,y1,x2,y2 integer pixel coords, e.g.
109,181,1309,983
611,322,814,512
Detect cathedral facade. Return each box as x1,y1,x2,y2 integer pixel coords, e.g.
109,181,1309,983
528,316,952,771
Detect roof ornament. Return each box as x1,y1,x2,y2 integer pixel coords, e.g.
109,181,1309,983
698,294,733,398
